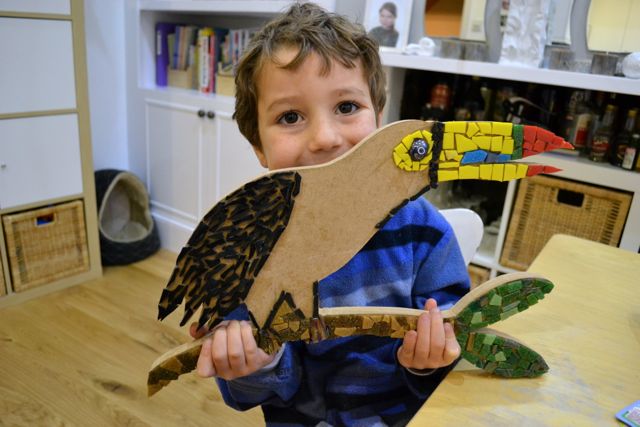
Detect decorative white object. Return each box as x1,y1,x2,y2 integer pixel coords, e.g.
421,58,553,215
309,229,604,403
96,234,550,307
622,52,640,79
402,37,435,56
499,0,552,68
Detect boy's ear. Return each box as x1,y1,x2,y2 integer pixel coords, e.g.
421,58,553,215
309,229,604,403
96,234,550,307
252,145,269,169
376,110,383,127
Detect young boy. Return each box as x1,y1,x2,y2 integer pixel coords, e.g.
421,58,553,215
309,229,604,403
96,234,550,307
190,3,470,425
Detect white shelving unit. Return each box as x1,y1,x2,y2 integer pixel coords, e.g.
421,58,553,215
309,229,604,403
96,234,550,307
125,1,639,272
0,0,102,305
125,0,337,252
381,51,640,96
381,51,640,277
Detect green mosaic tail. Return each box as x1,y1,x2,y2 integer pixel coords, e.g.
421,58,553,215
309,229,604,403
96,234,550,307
454,275,554,377
460,330,549,377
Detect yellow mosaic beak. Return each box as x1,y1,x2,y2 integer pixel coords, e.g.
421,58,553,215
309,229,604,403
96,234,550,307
393,121,573,182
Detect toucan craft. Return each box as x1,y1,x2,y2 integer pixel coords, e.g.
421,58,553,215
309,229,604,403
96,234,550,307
148,120,572,396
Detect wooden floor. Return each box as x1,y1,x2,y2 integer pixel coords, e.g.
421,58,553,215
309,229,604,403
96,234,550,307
0,250,264,426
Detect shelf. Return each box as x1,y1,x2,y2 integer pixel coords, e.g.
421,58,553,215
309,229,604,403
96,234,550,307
536,152,640,194
471,252,517,275
471,252,494,269
139,0,336,14
380,51,640,96
141,85,235,106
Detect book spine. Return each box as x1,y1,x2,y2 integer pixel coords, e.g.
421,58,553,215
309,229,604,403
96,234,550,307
155,23,175,87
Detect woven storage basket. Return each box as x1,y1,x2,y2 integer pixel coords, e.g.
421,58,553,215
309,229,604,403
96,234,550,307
500,175,632,271
468,264,490,289
2,200,90,292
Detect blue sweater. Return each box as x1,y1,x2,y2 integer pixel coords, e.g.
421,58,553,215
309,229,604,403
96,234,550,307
217,198,470,426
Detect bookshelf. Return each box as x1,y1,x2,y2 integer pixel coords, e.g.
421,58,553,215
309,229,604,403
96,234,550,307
381,53,640,276
125,1,640,277
0,0,102,306
126,1,335,251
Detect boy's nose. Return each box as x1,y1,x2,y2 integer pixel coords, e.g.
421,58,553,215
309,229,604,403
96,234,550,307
308,119,343,153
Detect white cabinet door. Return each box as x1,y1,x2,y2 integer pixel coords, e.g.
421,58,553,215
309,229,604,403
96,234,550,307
145,99,209,224
0,114,83,209
0,17,76,114
145,99,265,221
216,113,265,199
142,97,266,251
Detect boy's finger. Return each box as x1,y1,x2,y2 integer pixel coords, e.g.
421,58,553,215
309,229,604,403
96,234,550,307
424,298,437,312
196,337,216,377
413,312,431,362
226,321,247,373
240,321,261,369
398,330,417,366
428,303,445,362
443,323,461,363
190,322,207,339
212,327,231,376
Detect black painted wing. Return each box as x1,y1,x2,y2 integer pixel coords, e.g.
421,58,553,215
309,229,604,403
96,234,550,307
157,171,301,330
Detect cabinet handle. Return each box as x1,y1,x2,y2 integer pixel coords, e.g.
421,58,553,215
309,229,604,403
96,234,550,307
207,111,216,119
197,109,205,118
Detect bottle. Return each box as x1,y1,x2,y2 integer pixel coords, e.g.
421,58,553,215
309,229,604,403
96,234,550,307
560,90,592,153
622,133,639,171
479,80,493,121
587,91,607,148
469,77,487,121
421,102,447,121
492,85,515,121
421,81,451,121
589,104,617,162
539,87,560,129
430,82,452,111
611,108,638,167
454,76,485,121
573,91,594,153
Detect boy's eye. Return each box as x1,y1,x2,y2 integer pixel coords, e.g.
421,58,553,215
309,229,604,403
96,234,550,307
337,102,359,115
278,111,300,124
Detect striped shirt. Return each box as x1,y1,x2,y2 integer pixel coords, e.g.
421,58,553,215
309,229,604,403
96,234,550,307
217,198,470,426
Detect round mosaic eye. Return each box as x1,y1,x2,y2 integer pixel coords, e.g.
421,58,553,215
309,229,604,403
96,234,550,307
409,138,429,161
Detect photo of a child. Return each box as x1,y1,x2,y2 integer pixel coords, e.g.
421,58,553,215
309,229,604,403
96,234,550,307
368,2,399,47
365,0,412,49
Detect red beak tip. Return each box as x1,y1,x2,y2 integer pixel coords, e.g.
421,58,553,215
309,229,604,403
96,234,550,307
543,166,563,174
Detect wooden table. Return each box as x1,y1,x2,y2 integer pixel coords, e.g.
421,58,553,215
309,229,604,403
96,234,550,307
410,234,640,426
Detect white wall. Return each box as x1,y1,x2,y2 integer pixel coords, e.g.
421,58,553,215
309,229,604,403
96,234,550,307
84,0,128,170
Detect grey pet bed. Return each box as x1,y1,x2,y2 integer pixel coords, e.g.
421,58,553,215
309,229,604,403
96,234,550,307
95,169,160,265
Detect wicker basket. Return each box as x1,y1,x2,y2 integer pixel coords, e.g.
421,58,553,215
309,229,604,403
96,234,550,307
500,175,632,271
2,200,90,292
468,263,490,289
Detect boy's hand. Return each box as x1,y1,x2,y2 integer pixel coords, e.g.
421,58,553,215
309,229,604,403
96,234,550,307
190,320,275,380
397,298,460,371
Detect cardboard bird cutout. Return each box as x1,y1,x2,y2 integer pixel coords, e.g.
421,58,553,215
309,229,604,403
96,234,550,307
148,120,572,396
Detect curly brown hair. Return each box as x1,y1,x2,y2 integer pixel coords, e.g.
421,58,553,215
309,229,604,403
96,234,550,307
233,2,386,150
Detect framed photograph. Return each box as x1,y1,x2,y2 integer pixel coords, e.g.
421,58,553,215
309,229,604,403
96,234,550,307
364,0,413,50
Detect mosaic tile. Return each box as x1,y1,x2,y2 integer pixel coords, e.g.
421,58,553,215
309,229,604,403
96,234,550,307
397,122,571,183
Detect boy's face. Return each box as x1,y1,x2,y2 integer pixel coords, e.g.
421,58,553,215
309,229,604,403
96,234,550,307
254,47,381,170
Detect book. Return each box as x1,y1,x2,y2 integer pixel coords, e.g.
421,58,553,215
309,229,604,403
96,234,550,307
197,28,214,93
155,22,176,86
156,22,259,93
